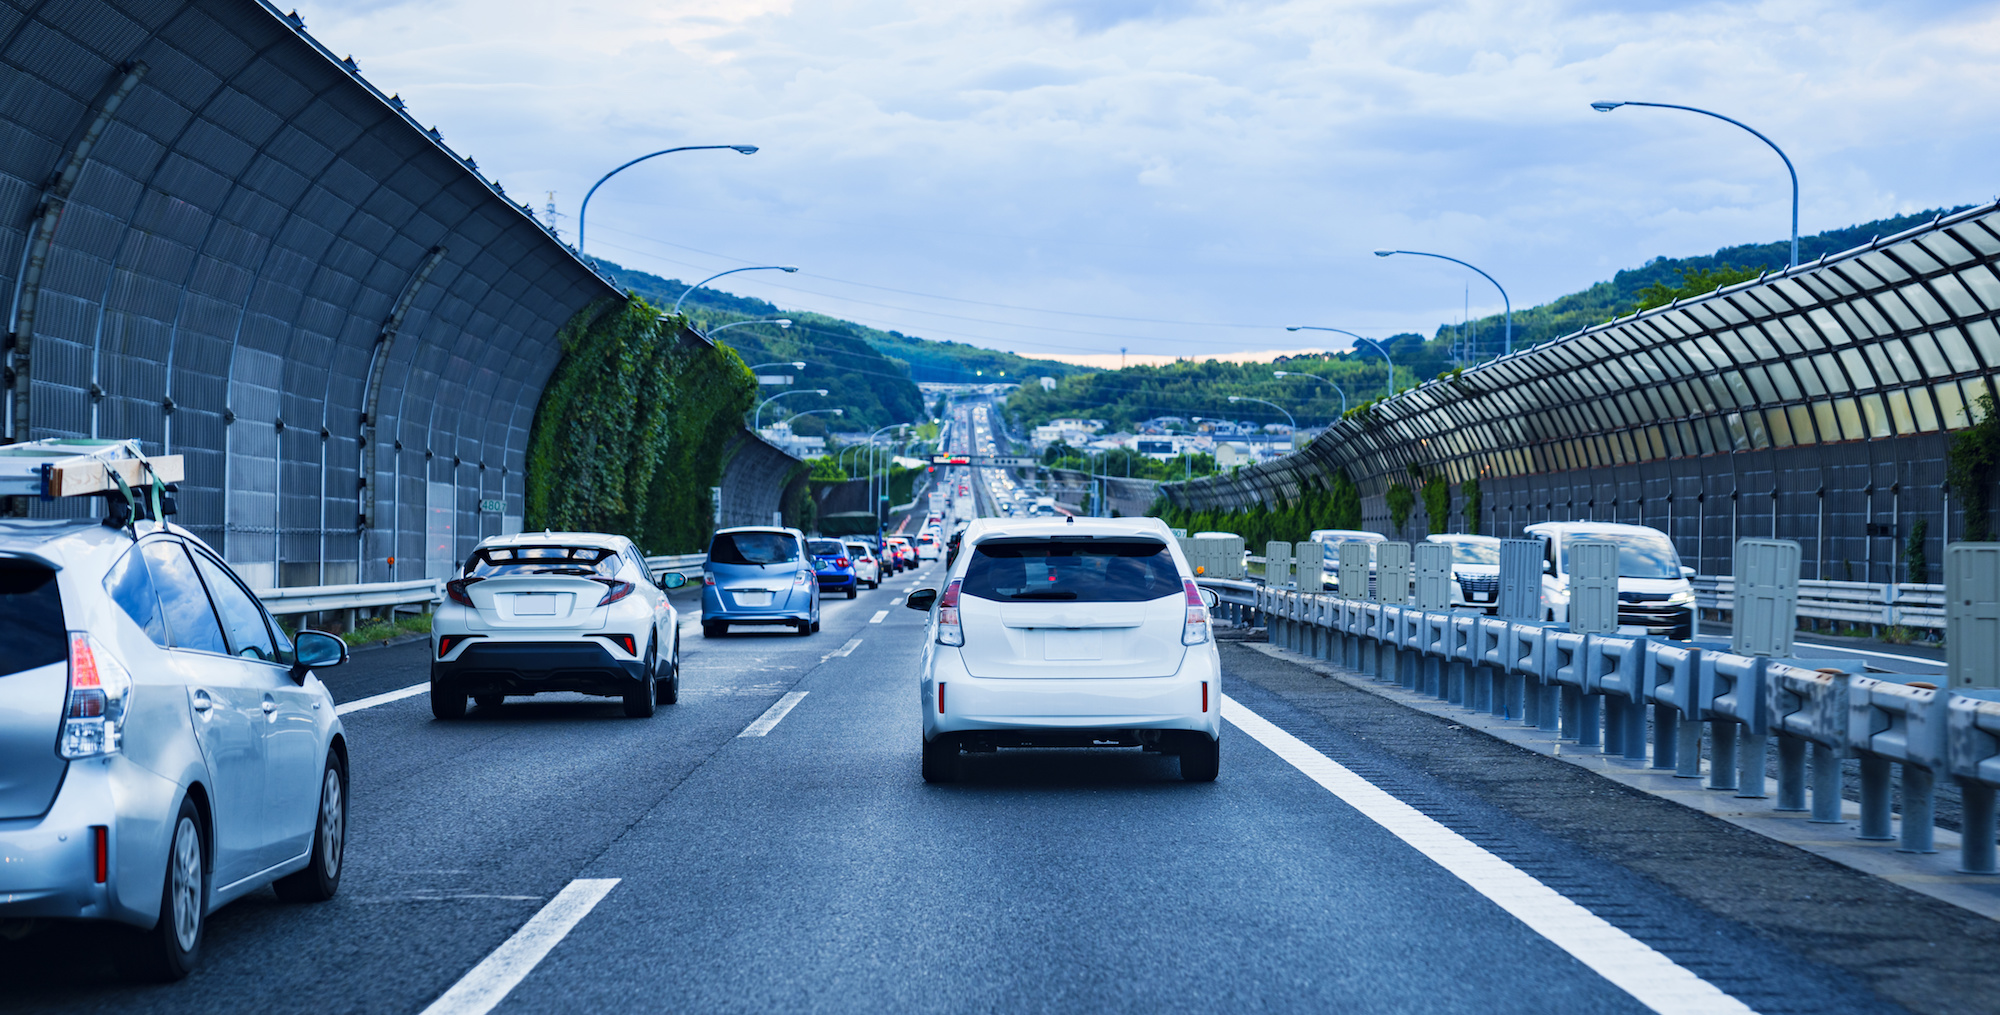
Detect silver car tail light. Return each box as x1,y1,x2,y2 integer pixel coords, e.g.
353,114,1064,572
1181,580,1210,646
937,579,964,646
60,632,132,759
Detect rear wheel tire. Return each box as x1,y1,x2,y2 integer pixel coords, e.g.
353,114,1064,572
794,619,812,636
922,736,960,783
1177,734,1220,782
624,653,657,718
810,619,821,633
656,636,679,704
126,797,205,981
473,694,503,711
430,682,467,720
846,586,857,600
702,622,725,639
273,756,346,903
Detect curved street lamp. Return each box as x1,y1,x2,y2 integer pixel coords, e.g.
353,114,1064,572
1286,326,1397,399
711,320,793,338
576,144,757,255
1592,100,1799,269
1370,251,1512,356
1273,370,1346,415
780,408,843,428
673,265,799,315
1227,395,1296,430
747,360,806,372
754,388,827,429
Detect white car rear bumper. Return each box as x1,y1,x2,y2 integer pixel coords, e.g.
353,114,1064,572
922,645,1221,740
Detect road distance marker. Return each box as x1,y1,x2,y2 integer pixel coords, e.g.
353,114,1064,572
869,610,889,624
1222,696,1757,1015
739,691,809,737
335,682,428,715
418,878,619,1015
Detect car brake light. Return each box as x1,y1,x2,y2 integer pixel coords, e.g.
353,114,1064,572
1181,579,1210,646
938,683,946,713
795,570,812,585
594,579,635,606
446,576,483,607
703,573,716,586
438,634,480,657
937,579,964,646
1202,681,1209,713
598,633,636,655
61,632,131,759
835,557,849,569
93,825,108,883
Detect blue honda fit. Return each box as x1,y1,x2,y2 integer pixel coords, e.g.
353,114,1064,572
807,537,859,599
701,527,820,637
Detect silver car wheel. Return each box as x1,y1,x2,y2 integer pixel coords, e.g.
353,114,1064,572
318,767,345,880
169,815,202,952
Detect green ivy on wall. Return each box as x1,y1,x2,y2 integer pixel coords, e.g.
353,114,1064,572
524,296,758,553
1460,477,1482,535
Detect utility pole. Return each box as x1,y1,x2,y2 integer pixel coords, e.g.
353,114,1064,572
543,191,564,242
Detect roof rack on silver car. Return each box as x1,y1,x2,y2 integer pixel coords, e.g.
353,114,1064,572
0,438,182,525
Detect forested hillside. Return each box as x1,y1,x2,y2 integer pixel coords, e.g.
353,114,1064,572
596,260,1090,394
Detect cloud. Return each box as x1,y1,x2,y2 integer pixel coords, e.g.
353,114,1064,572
293,0,2000,361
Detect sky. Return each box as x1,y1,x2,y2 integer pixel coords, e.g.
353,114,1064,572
295,0,2000,364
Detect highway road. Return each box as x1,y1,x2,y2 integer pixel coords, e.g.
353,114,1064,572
9,555,1998,1014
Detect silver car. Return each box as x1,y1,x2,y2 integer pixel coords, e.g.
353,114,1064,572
0,519,350,980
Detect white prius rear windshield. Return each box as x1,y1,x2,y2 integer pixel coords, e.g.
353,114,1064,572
961,538,1182,603
467,546,616,577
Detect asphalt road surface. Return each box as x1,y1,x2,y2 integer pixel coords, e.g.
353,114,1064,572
5,561,1993,1015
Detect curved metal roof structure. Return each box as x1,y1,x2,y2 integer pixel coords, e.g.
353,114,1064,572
1164,201,2000,513
0,0,618,586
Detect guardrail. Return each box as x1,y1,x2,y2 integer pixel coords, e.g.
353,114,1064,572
1250,584,2000,876
255,578,441,617
1695,576,1945,631
645,553,707,580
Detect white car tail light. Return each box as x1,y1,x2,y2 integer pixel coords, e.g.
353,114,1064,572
1181,580,1210,646
937,579,964,646
446,576,483,607
60,632,132,759
593,579,635,606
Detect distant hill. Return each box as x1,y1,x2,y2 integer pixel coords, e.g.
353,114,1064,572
1007,205,1982,434
594,260,1093,390
1438,206,1974,357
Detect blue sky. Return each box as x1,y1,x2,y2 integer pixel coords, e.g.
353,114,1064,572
297,0,2000,365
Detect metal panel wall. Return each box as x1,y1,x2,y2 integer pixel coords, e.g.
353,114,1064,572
1164,202,2000,585
0,0,617,586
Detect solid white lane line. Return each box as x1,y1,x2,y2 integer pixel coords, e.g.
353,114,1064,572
418,878,619,1015
1221,696,1757,1015
739,691,809,737
869,610,889,624
335,682,427,715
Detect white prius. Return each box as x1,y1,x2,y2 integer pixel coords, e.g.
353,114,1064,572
905,516,1221,783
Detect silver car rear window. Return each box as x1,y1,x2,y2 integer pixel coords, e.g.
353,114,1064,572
0,559,64,678
961,538,1181,603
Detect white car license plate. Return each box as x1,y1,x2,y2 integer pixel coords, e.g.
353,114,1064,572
512,594,557,615
736,591,774,607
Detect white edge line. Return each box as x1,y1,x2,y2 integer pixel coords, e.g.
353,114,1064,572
1220,695,1758,1015
1793,640,1944,666
418,877,619,1015
738,690,809,737
334,682,428,715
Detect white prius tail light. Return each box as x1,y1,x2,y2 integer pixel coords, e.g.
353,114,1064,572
1181,579,1210,646
937,579,964,646
61,632,132,759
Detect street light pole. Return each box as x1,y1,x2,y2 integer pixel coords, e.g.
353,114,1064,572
673,265,800,316
576,145,757,255
1591,100,1799,269
1227,396,1297,461
1371,250,1511,356
1274,370,1346,415
711,320,793,338
780,408,843,429
754,388,828,429
1286,326,1397,399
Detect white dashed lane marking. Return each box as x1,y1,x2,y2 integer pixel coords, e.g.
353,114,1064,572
738,691,809,737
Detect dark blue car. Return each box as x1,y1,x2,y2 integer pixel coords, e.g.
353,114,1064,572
808,538,858,599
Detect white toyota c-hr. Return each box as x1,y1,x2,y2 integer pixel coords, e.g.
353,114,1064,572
430,532,686,719
906,516,1221,783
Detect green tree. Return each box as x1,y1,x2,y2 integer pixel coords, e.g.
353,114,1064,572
1420,474,1451,535
1631,265,1766,314
1385,483,1415,537
1460,478,1482,535
1329,470,1362,529
1947,393,2000,541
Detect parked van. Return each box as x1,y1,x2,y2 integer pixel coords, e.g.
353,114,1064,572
1524,522,1696,639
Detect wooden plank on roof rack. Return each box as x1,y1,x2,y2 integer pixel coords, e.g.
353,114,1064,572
48,455,184,498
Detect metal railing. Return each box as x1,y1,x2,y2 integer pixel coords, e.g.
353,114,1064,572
1246,584,2000,876
256,578,440,617
1694,576,1946,631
